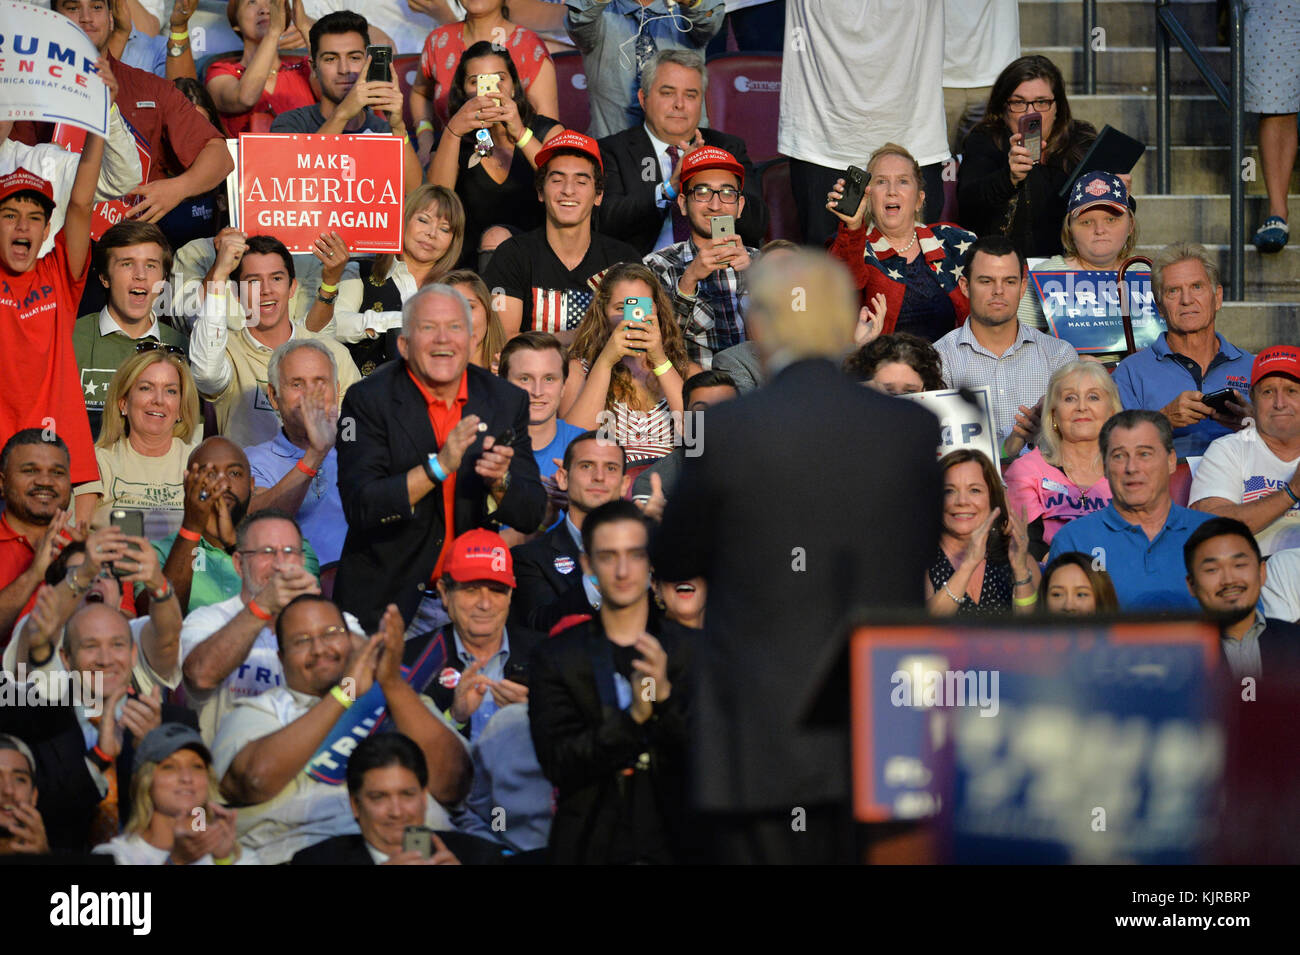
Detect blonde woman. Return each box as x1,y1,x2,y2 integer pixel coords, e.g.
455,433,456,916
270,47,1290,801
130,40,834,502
1004,360,1121,558
91,348,203,529
94,724,259,865
443,269,507,372
324,185,466,376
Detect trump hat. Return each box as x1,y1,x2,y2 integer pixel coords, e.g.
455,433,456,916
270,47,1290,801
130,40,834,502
0,168,56,209
680,145,745,189
444,529,516,588
1251,345,1300,387
1067,171,1129,218
534,130,603,173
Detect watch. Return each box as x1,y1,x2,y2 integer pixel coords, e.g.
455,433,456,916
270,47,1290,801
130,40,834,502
495,470,511,494
316,289,338,304
169,43,185,57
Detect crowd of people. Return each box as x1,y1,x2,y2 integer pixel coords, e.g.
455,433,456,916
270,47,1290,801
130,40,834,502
0,0,1298,866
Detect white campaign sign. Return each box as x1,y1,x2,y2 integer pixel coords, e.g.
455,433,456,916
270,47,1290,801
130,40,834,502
899,386,1002,478
0,0,110,137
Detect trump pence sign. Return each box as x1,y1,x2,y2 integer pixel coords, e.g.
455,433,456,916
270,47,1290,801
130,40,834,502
238,133,404,253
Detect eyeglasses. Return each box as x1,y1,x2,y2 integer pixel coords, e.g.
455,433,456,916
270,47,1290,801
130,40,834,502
135,341,186,356
688,185,739,204
284,626,350,653
236,546,304,559
1005,98,1055,113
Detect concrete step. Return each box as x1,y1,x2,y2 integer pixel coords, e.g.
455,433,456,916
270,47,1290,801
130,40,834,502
1132,195,1300,244
1071,93,1230,146
1024,45,1230,94
1131,146,1300,196
1134,243,1300,302
1019,0,1219,49
1214,302,1300,352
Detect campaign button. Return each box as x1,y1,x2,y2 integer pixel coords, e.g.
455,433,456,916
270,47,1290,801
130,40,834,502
554,555,576,575
438,667,461,689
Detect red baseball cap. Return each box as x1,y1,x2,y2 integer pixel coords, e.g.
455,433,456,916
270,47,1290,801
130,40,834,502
680,146,745,189
1251,345,1300,387
534,130,603,173
0,168,55,209
443,529,516,588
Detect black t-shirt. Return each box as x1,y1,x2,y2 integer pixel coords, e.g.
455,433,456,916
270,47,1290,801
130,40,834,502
484,226,640,333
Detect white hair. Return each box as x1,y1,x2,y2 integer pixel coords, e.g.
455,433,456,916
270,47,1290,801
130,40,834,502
267,338,338,394
401,284,473,339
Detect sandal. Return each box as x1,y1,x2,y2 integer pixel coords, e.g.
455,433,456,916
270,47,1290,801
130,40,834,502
1253,216,1289,253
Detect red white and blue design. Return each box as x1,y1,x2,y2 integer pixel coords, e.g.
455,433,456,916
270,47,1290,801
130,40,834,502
1068,171,1129,218
1242,475,1291,505
531,286,594,333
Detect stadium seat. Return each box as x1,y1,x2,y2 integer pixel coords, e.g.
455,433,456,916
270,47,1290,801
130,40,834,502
318,563,338,600
759,158,801,244
703,53,782,163
939,157,960,224
1170,460,1193,508
394,54,422,134
552,51,590,134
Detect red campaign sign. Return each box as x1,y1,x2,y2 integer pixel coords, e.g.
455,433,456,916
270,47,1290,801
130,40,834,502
53,123,151,241
238,133,404,253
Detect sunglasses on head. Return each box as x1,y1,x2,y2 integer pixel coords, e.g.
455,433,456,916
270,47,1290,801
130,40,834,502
135,340,186,357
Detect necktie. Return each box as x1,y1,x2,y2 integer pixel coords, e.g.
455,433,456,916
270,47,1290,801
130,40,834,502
665,146,690,244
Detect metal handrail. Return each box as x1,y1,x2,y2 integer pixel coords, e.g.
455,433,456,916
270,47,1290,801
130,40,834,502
1083,0,1097,95
1154,0,1246,301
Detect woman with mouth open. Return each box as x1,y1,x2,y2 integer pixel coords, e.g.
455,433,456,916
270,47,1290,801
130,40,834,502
826,142,977,345
926,449,1040,616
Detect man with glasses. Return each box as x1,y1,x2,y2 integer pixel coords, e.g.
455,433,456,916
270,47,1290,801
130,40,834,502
179,509,355,742
644,147,758,368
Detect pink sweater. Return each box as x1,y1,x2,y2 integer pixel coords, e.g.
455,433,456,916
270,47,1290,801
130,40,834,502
1004,448,1113,546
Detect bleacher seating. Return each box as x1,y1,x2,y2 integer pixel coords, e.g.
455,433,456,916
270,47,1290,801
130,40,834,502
552,51,590,135
759,158,800,244
703,53,782,163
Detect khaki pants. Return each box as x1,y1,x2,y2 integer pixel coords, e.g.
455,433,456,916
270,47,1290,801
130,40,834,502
944,85,993,155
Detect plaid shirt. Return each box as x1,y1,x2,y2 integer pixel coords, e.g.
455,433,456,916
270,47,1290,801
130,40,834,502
644,240,755,368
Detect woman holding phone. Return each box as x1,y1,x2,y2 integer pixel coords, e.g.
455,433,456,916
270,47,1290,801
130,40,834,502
957,56,1107,259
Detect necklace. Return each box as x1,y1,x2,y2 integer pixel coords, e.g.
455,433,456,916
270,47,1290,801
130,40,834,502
889,230,918,255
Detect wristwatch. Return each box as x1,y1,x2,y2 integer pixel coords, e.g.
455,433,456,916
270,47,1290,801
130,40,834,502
423,451,443,484
495,471,512,494
316,288,339,304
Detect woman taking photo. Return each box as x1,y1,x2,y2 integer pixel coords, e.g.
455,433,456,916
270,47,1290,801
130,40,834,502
90,348,203,529
957,55,1104,259
926,449,1040,616
1037,551,1120,615
206,0,315,136
425,41,563,263
324,185,465,376
826,143,976,343
1004,361,1120,559
843,332,945,395
562,263,700,479
442,269,508,372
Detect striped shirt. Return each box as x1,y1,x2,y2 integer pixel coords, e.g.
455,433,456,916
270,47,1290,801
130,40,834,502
610,398,676,464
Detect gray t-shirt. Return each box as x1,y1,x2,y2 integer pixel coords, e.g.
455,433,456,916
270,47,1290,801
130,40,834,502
269,105,391,135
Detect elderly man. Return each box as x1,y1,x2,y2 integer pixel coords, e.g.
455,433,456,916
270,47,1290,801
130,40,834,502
1111,242,1255,459
597,49,766,256
212,594,471,865
334,285,545,635
1191,346,1300,555
650,249,943,864
246,340,347,566
1049,409,1214,610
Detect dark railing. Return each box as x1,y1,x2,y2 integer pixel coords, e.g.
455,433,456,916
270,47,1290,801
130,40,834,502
1155,0,1246,300
1082,0,1097,95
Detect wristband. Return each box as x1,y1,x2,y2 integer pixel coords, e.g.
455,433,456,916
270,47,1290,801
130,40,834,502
295,459,320,478
1013,593,1039,607
318,282,338,294
942,582,961,604
425,452,449,483
170,30,190,41
652,360,674,377
150,580,175,602
662,180,677,201
89,745,113,771
1284,484,1300,505
515,127,534,148
212,854,235,865
416,120,434,134
246,598,272,621
330,685,354,709
177,526,201,542
1013,574,1034,588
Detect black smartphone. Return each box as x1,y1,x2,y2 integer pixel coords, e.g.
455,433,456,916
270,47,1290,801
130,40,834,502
835,165,867,216
1202,388,1238,415
504,659,529,687
109,509,145,579
366,45,393,84
492,427,516,448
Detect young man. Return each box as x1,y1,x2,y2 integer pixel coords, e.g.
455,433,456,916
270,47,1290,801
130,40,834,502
73,220,187,436
270,11,421,195
190,231,361,448
528,500,694,864
499,330,585,481
644,146,758,368
0,735,47,856
484,131,639,343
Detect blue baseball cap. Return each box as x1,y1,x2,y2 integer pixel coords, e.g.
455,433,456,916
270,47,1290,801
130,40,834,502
1068,171,1130,218
135,723,211,768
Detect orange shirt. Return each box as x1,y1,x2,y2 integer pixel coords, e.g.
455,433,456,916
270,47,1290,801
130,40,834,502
406,367,469,579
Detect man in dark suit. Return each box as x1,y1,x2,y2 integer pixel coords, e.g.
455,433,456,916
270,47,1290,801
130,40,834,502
510,431,630,633
596,49,767,257
650,249,943,864
334,284,546,635
529,501,694,865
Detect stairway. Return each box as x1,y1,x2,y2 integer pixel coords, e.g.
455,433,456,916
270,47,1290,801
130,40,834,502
1019,0,1299,350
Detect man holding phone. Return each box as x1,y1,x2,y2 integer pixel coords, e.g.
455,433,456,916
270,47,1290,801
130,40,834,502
644,147,758,368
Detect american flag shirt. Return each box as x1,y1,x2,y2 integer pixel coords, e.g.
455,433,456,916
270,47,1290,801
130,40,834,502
643,239,755,368
1188,427,1300,556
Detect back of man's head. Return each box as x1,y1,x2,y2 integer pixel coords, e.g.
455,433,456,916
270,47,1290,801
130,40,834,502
745,250,857,366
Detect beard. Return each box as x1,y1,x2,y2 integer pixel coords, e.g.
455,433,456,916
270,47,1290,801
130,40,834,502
1205,602,1256,628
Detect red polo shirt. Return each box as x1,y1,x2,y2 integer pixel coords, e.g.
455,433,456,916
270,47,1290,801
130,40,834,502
0,514,35,595
406,367,469,580
111,54,224,180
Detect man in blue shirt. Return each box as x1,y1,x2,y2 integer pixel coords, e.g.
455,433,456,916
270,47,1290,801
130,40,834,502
498,331,585,482
1049,409,1214,611
1111,242,1254,458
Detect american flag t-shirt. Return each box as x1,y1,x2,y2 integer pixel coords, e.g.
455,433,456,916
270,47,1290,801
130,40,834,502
532,287,594,333
1242,475,1279,504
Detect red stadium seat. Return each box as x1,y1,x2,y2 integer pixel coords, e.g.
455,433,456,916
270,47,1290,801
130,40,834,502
759,158,801,244
394,53,422,134
939,157,960,223
318,563,338,600
1170,460,1193,507
703,53,782,163
551,51,590,134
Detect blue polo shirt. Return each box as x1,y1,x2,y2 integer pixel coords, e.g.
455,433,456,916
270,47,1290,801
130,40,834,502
1111,332,1253,458
1047,502,1214,611
245,431,346,565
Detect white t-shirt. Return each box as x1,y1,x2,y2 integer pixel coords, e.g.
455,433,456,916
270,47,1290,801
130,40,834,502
3,615,181,699
1189,428,1300,556
93,832,263,865
942,0,1021,88
777,0,951,168
1262,548,1300,622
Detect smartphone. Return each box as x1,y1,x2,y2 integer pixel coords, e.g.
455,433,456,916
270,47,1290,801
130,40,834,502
109,509,145,579
476,72,501,104
504,659,529,687
366,45,393,84
1018,111,1042,164
711,214,736,245
402,824,434,859
622,296,652,323
492,426,516,448
1202,388,1239,416
835,165,867,216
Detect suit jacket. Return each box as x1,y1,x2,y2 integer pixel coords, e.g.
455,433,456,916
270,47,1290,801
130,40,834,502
290,830,508,865
334,361,546,632
649,358,942,813
710,341,764,394
596,125,768,257
508,519,590,632
528,611,695,864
